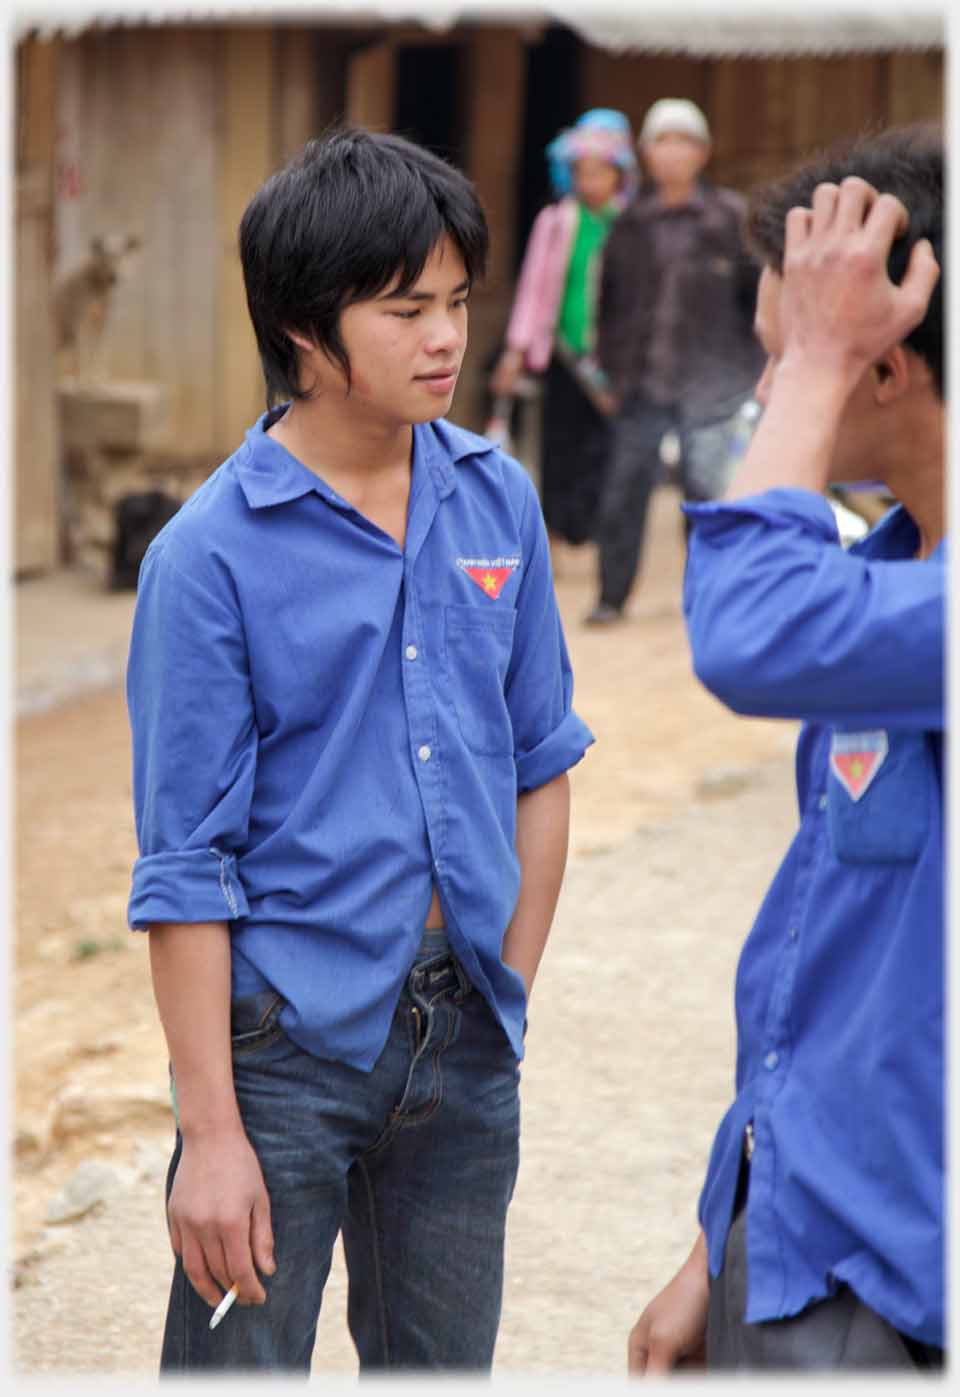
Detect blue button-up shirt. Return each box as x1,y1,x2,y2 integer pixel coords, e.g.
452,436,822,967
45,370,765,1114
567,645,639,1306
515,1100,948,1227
127,410,593,1070
683,489,945,1348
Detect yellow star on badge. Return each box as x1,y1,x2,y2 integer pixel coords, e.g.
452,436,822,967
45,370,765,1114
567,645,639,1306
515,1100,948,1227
482,573,497,593
851,759,864,779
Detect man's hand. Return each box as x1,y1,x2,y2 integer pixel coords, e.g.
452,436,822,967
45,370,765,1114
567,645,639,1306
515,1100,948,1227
167,1126,276,1310
595,388,621,417
723,176,940,504
778,175,939,387
148,922,276,1312
627,1231,710,1376
490,348,525,397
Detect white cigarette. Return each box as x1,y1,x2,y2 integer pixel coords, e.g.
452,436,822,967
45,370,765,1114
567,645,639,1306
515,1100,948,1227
209,1283,239,1331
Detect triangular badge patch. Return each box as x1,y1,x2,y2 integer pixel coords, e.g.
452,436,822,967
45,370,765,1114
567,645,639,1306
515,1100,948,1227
829,731,889,802
463,566,513,600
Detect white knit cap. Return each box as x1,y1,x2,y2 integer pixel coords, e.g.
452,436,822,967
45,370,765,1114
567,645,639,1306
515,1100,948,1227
639,98,711,146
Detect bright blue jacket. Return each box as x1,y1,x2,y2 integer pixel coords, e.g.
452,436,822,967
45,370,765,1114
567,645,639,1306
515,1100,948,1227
684,489,945,1347
127,410,593,1070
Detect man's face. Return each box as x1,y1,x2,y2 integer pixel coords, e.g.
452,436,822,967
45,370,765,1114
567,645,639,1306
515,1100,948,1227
753,265,878,484
315,236,469,426
640,132,709,188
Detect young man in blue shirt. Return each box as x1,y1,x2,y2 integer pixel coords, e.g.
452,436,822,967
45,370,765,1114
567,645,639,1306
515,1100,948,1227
125,128,593,1373
628,124,945,1373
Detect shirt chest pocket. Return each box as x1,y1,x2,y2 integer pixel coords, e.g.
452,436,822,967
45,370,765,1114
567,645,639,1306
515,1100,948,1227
827,729,932,864
443,604,517,756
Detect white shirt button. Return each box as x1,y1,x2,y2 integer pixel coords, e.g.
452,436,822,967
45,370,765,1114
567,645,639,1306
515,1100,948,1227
818,794,828,811
788,926,798,940
764,1051,780,1071
406,645,418,661
418,745,432,763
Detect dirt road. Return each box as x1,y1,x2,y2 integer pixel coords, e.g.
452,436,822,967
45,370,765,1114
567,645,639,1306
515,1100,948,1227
12,486,799,1376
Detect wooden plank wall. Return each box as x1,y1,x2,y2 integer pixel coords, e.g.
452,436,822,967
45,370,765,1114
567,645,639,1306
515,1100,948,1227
56,27,223,461
50,24,344,469
22,22,947,510
886,49,945,125
53,25,298,469
580,47,944,199
15,38,61,576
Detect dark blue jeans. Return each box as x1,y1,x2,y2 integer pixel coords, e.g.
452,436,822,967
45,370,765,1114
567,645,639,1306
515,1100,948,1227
594,396,677,610
159,931,521,1373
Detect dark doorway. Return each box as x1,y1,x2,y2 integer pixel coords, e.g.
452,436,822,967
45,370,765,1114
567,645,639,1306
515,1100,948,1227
394,44,467,168
514,23,583,273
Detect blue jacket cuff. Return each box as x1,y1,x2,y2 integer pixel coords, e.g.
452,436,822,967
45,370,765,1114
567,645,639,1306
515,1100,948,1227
683,488,839,540
515,710,594,793
128,846,250,928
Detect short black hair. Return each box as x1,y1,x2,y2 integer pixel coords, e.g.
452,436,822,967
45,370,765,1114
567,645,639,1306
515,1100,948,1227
239,126,489,405
747,122,944,396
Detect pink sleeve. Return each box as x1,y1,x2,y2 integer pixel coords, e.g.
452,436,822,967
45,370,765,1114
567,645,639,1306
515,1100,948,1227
504,205,562,364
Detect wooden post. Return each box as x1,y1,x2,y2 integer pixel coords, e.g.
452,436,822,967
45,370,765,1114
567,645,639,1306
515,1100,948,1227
275,27,320,164
463,28,525,290
216,26,276,455
345,40,396,131
459,28,526,431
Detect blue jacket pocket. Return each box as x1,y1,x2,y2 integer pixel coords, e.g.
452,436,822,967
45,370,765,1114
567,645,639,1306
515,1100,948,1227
827,729,931,864
444,604,517,756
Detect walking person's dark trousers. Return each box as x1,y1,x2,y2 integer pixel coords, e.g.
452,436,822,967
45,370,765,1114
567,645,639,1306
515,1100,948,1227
706,1154,945,1372
593,395,678,611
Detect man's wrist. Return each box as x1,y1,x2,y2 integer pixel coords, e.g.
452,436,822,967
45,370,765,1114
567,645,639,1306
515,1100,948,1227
178,1110,246,1144
773,352,863,413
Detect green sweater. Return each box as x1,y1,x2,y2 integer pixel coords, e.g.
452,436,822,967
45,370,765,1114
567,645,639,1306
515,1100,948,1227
556,201,617,357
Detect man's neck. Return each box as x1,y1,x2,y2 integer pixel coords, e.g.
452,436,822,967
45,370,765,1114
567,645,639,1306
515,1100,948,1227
656,180,697,208
875,403,944,559
268,394,413,486
884,459,944,560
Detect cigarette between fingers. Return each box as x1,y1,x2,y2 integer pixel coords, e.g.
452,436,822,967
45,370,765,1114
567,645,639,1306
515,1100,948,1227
209,1283,239,1331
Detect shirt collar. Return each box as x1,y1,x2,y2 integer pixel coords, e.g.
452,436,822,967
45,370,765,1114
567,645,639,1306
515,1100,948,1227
236,408,496,512
851,501,947,563
422,418,497,497
236,408,333,510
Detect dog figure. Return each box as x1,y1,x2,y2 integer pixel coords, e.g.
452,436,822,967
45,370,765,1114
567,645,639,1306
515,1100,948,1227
54,232,141,382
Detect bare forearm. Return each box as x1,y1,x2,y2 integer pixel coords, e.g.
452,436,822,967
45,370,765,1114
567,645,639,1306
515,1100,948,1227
148,921,243,1141
502,772,570,995
725,361,854,501
148,922,276,1307
627,1228,710,1375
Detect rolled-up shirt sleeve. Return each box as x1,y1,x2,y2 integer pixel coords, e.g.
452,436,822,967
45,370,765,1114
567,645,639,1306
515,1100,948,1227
683,488,945,731
126,541,257,928
506,475,595,792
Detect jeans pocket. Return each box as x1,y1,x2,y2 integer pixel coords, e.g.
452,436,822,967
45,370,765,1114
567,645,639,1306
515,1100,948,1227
230,990,287,1056
444,604,516,756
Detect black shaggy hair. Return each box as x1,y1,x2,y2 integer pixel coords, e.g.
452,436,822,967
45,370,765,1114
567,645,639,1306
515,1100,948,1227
239,126,489,405
747,122,944,396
